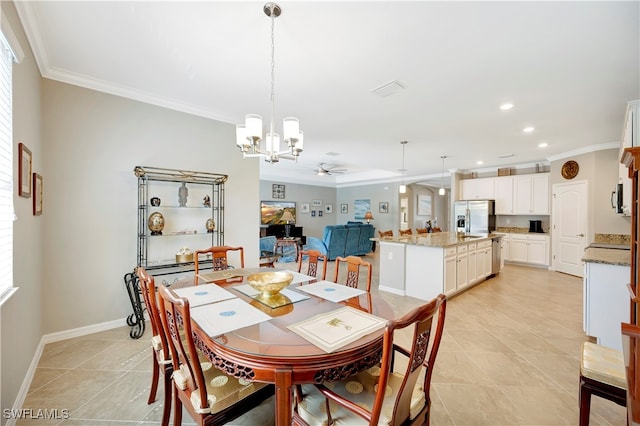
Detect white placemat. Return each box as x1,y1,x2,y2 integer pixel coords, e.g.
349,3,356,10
288,306,387,353
296,281,366,303
190,298,272,337
173,284,236,307
233,284,310,303
286,270,318,285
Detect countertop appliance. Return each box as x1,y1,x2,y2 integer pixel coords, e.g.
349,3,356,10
529,220,544,233
454,200,496,234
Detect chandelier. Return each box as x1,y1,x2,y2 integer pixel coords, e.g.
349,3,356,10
439,155,447,195
235,3,303,163
399,141,408,194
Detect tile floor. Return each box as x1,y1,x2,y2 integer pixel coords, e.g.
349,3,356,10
18,253,627,425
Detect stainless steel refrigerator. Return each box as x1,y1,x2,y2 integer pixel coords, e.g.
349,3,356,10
454,200,496,234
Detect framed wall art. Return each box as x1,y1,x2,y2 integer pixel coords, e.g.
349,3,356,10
354,199,370,220
325,204,333,214
379,202,389,213
318,210,323,217
272,184,285,199
33,173,43,216
312,199,322,207
311,210,316,217
340,203,348,214
417,194,433,216
18,142,32,198
301,202,310,214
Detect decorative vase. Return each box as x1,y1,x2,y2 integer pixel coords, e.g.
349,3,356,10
150,197,161,207
206,218,216,233
178,182,188,207
148,212,165,235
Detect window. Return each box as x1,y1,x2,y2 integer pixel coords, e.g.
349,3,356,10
0,14,20,305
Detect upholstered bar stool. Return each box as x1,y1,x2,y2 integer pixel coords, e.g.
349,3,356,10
579,341,627,426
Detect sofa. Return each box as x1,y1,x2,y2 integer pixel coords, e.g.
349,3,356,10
305,223,375,260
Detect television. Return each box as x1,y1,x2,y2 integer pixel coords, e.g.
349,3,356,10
260,201,296,225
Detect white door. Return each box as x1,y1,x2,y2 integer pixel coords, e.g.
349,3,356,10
552,180,588,276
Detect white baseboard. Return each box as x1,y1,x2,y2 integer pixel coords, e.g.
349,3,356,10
7,317,130,426
378,285,405,296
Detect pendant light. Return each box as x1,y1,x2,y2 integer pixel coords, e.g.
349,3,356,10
439,155,447,196
235,3,304,163
399,141,408,194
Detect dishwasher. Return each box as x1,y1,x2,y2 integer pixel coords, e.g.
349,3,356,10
491,237,502,276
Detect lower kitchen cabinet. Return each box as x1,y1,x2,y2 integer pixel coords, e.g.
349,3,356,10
508,233,549,266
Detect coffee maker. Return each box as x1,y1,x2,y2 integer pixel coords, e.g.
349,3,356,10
529,220,543,233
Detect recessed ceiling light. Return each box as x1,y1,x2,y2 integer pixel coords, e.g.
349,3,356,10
523,126,535,133
500,103,514,110
477,161,484,165
538,142,548,148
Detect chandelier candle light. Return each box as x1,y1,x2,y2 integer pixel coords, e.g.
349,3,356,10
235,3,304,163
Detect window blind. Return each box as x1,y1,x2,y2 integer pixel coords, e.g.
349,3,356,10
0,29,14,304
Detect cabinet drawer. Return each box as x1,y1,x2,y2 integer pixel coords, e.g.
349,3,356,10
444,247,457,257
457,244,468,253
477,240,491,249
467,242,477,251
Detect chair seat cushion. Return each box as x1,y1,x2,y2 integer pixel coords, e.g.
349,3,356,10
296,368,426,425
581,342,626,389
173,362,268,414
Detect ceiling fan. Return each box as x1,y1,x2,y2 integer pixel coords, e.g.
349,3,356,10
314,163,347,176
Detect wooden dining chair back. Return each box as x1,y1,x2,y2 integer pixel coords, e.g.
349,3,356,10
431,227,442,232
194,246,244,282
294,293,447,426
298,249,328,280
333,255,373,292
156,284,273,425
399,229,413,236
416,228,428,234
622,322,640,425
378,230,393,238
136,267,172,426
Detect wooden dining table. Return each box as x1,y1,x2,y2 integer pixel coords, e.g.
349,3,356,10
171,268,395,426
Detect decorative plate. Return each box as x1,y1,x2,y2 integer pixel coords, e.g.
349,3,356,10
561,160,579,179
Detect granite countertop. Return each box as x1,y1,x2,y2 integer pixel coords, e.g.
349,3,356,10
374,232,502,248
582,247,631,266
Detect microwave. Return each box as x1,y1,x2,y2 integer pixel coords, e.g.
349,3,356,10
612,183,623,214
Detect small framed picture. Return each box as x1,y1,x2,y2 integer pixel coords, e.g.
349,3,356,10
33,173,43,216
312,199,322,207
311,210,316,217
379,202,389,213
301,202,310,214
18,142,32,198
272,184,285,199
340,203,348,214
318,210,323,217
325,204,333,214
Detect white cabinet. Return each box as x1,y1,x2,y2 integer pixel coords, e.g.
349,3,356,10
513,173,549,214
444,247,457,295
460,177,495,200
619,100,639,216
467,243,477,284
583,261,630,351
501,234,510,262
476,240,492,279
494,176,514,214
508,233,549,266
456,244,469,289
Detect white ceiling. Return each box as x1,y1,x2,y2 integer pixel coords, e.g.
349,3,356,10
14,1,640,187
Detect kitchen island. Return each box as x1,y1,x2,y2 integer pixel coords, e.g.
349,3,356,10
582,245,631,351
376,232,503,301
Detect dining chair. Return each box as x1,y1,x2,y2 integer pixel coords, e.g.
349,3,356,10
621,322,640,425
298,249,328,280
416,228,428,234
156,284,274,426
194,246,244,283
378,230,393,238
293,293,447,426
136,267,172,426
333,255,373,292
431,227,442,232
399,229,413,236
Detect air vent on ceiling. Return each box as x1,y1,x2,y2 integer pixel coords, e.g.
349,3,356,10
371,80,406,98
498,153,515,158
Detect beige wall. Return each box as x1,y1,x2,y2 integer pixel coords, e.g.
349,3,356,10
1,0,43,418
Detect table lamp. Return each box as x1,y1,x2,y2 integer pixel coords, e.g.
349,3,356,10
280,210,295,238
364,211,374,224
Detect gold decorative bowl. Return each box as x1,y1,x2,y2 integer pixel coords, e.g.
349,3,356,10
247,271,294,297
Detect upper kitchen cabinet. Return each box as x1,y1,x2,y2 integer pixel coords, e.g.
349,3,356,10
494,176,514,214
513,173,550,215
460,177,495,200
619,100,640,216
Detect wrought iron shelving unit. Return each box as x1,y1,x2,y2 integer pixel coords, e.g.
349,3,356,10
124,166,227,338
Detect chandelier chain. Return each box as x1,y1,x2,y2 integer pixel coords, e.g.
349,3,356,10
269,5,276,139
